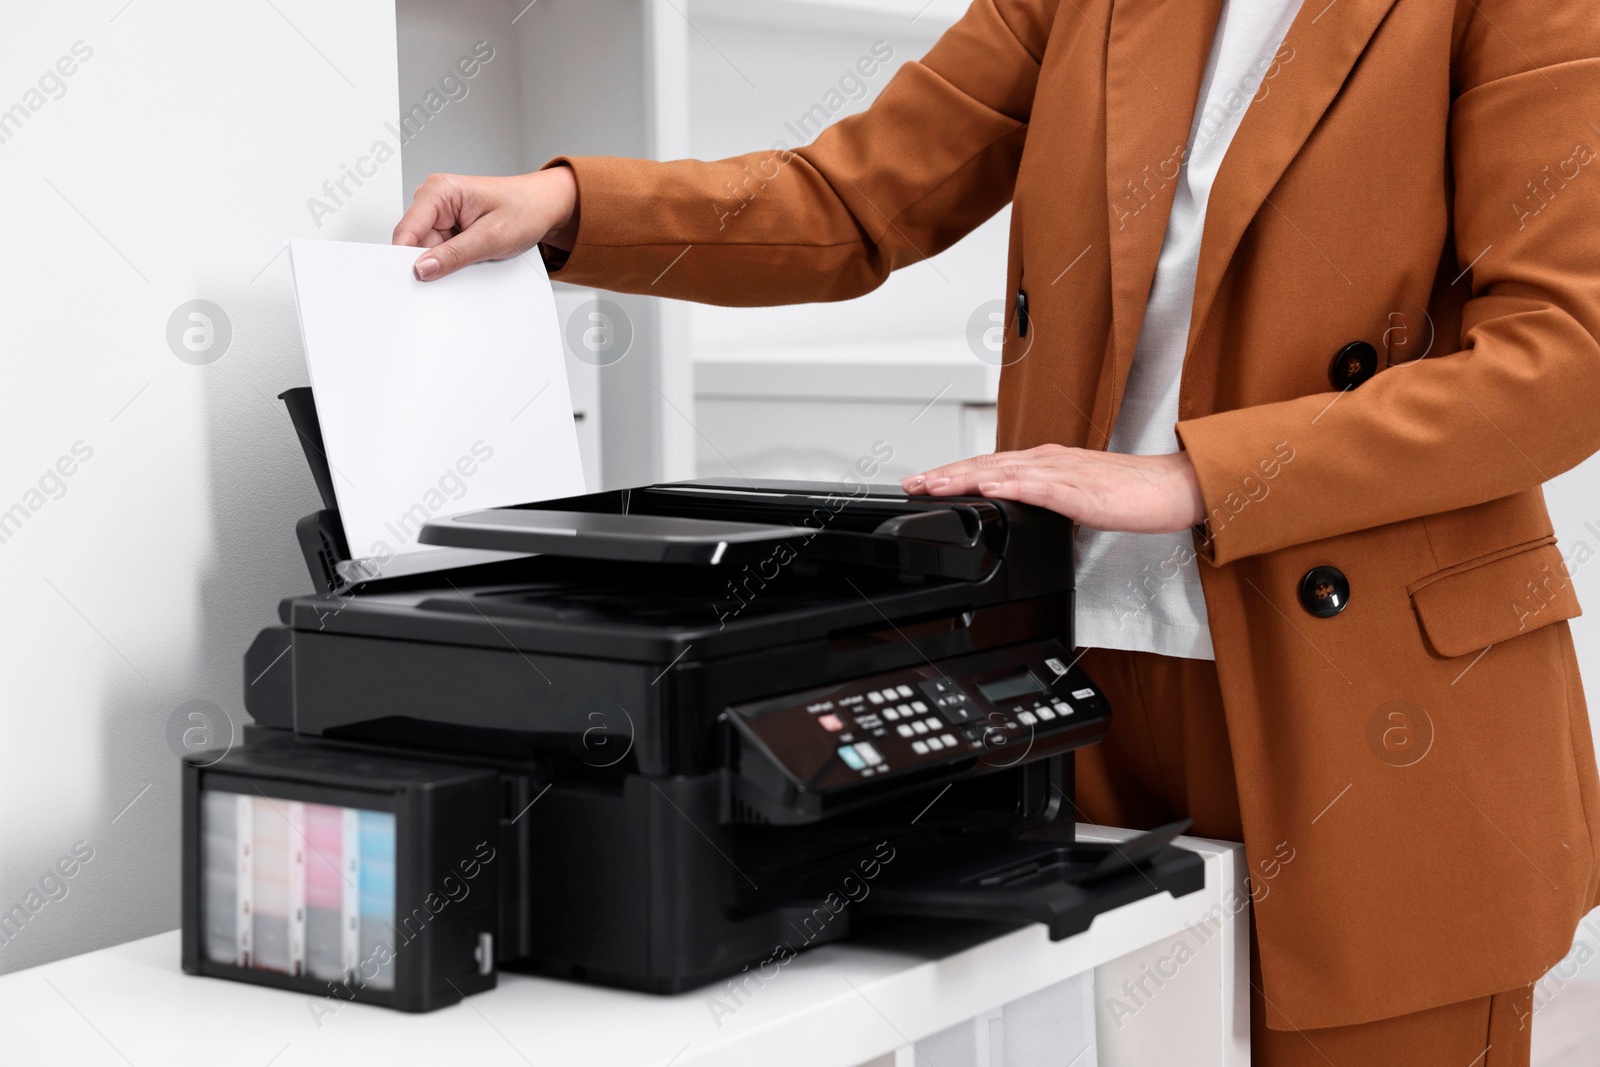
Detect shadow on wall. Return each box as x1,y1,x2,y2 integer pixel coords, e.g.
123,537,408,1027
0,289,320,975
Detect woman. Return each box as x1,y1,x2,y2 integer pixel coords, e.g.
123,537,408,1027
394,1,1600,1062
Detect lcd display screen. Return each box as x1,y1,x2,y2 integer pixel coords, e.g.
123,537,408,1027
975,670,1046,704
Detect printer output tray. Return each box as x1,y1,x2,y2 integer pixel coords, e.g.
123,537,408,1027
857,822,1203,941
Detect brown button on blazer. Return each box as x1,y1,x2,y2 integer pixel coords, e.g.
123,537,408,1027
547,0,1600,1031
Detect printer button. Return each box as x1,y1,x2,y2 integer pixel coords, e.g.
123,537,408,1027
866,691,884,705
925,736,944,750
897,724,914,738
1072,688,1096,700
883,708,899,721
1052,702,1073,717
1017,710,1037,726
943,703,978,725
912,740,930,755
1035,706,1056,721
818,714,844,733
919,679,978,724
911,700,928,713
837,745,867,770
938,734,957,748
878,688,900,703
855,742,884,766
895,684,914,698
912,720,930,735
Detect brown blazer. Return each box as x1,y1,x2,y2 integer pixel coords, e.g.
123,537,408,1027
548,0,1600,1031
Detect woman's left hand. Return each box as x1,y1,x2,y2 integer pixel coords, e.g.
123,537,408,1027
901,445,1206,534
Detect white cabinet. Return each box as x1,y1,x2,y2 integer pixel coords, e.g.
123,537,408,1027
551,286,605,490
695,337,998,482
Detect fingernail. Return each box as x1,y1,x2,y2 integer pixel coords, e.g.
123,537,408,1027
902,475,925,491
978,482,1002,493
927,477,950,490
415,256,440,280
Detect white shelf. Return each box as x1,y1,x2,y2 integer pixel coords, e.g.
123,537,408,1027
0,833,1244,1067
697,337,999,403
690,0,968,34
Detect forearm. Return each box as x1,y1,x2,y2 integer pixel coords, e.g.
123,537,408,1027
547,0,1055,305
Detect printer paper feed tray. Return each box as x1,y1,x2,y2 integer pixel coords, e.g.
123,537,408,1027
858,823,1204,941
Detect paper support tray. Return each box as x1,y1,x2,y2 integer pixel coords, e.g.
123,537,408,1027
858,821,1204,940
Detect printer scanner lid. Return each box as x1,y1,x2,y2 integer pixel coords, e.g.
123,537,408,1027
416,481,1004,579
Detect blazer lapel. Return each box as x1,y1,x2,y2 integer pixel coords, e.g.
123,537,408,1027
1100,0,1226,448
1185,0,1403,357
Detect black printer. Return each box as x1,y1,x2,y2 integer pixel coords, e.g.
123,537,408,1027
180,389,1202,1012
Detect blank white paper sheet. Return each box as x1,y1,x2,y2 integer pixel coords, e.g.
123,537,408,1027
288,239,586,580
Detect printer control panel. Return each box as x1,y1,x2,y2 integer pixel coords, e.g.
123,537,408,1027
727,639,1110,800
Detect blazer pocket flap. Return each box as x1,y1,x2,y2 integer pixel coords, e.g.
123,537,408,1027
1409,539,1581,658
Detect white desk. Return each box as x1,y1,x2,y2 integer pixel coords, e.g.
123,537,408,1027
0,832,1246,1067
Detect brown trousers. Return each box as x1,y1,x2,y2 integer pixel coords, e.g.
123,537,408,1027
1074,647,1535,1067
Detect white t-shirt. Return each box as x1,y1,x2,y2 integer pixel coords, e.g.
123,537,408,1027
1073,0,1305,661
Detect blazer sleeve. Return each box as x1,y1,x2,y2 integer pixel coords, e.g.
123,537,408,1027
545,0,1059,305
1174,0,1600,567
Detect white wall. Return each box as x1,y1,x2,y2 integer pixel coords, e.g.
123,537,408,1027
0,0,401,972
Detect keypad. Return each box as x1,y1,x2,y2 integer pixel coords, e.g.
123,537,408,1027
799,652,1102,780
918,677,978,724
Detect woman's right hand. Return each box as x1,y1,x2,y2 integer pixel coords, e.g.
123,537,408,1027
392,166,580,281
